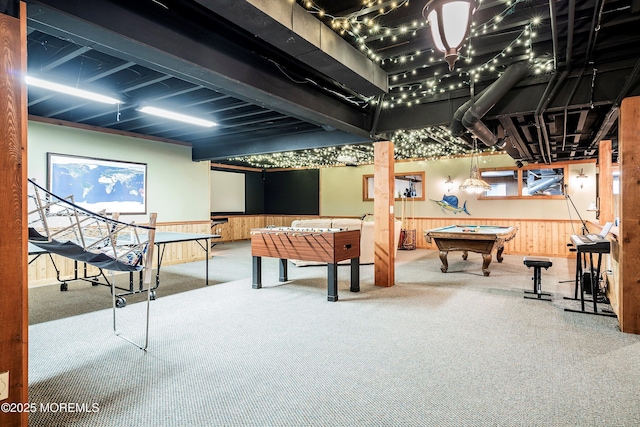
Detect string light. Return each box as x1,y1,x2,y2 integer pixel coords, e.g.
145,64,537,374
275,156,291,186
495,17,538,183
299,0,416,62
383,22,551,108
243,1,556,169
227,125,497,169
296,0,553,104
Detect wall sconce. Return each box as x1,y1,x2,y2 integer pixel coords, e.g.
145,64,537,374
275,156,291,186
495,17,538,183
445,175,454,192
422,0,478,71
576,168,588,189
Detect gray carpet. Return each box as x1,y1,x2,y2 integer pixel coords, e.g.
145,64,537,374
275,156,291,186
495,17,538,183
28,242,640,426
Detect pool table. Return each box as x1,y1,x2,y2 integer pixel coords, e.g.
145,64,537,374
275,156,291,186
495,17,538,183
424,225,518,276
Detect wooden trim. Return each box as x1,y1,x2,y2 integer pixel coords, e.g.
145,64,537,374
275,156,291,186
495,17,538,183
28,115,192,147
479,163,574,199
19,5,29,423
156,220,211,226
362,171,426,201
407,216,586,223
481,159,596,172
618,96,640,334
478,195,567,201
210,162,262,172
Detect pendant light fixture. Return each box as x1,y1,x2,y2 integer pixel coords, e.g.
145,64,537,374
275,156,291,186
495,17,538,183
422,0,478,71
459,137,491,194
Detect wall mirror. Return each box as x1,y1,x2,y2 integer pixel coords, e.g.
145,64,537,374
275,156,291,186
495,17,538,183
362,172,425,201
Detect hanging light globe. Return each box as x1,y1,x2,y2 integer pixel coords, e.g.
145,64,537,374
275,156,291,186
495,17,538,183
423,0,478,71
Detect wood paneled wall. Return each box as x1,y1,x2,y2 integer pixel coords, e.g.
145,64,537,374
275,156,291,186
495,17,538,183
214,215,582,257
29,216,584,286
212,215,319,241
403,217,582,257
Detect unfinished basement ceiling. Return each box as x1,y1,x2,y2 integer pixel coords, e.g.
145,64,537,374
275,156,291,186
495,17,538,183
24,0,640,167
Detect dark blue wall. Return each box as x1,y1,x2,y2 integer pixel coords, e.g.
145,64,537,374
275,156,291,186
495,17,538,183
264,169,319,215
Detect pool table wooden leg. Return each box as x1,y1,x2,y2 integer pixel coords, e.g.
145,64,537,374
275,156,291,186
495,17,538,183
439,251,449,273
496,246,505,263
462,250,468,260
482,253,492,276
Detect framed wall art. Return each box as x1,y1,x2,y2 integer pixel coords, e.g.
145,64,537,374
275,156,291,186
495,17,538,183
48,153,147,215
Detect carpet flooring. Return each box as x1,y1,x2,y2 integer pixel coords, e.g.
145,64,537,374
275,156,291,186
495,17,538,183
27,242,640,426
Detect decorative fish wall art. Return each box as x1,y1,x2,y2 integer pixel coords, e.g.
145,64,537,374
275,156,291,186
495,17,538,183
431,194,470,215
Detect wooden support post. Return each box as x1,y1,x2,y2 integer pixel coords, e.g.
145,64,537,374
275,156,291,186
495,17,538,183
598,140,613,224
373,141,395,287
0,3,29,426
618,96,640,334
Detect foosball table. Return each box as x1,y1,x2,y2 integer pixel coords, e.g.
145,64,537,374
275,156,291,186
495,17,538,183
250,227,361,301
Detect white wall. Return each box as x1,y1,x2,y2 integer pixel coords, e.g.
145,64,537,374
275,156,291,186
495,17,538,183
321,154,598,221
27,121,211,223
210,170,245,213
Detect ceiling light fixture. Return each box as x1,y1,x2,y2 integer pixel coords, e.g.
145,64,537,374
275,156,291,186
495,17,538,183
138,106,216,127
25,76,121,104
422,0,478,71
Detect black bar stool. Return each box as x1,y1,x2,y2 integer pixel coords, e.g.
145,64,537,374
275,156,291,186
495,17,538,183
523,257,553,301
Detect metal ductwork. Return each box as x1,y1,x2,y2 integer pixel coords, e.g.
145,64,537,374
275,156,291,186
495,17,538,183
451,62,530,149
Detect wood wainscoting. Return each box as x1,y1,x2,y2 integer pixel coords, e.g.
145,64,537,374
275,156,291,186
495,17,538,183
28,216,585,286
211,215,321,241
212,215,581,258
404,218,583,257
28,221,211,287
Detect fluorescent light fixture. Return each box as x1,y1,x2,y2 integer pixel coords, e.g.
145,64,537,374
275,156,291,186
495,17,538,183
25,76,121,104
138,106,216,127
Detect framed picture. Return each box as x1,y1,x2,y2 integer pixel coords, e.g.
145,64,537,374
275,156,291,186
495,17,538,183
47,153,147,215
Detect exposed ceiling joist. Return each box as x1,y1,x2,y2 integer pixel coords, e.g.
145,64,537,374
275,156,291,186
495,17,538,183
27,0,373,139
195,0,387,96
376,62,640,133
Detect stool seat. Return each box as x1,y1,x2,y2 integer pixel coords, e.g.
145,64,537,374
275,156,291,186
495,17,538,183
523,256,552,269
523,257,552,301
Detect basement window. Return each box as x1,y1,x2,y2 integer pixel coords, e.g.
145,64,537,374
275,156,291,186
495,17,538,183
363,172,425,201
479,164,571,199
